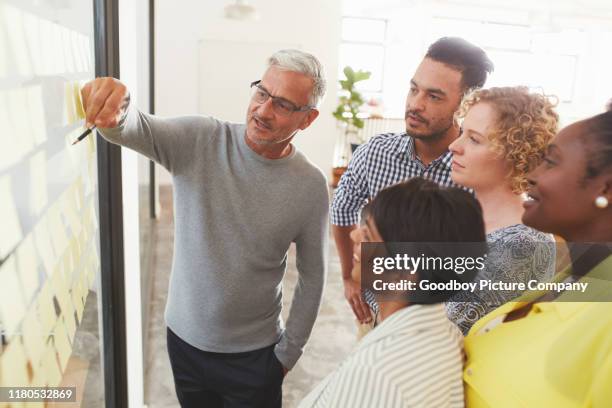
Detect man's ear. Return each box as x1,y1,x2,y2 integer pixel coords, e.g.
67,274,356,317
299,109,319,130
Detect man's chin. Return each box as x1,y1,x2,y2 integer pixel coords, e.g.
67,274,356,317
406,126,448,141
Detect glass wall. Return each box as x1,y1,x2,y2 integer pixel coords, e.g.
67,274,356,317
0,0,106,406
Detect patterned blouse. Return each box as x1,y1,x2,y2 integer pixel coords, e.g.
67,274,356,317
445,224,556,335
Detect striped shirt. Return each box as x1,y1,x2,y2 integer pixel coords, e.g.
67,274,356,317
299,304,465,408
331,132,460,227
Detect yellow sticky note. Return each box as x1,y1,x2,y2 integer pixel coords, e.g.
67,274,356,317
0,5,8,77
31,361,48,387
25,85,47,145
60,250,72,284
33,218,57,276
52,321,72,373
0,176,24,260
78,267,89,303
0,256,27,336
71,281,84,323
16,234,40,304
80,34,92,73
70,30,84,72
61,191,81,237
50,22,64,74
0,90,23,172
69,238,81,272
22,11,43,75
42,342,61,387
8,87,36,152
0,340,30,387
63,82,77,125
21,306,46,368
3,4,32,76
38,18,54,76
61,26,75,73
47,204,69,258
36,280,57,334
29,151,48,216
73,82,85,120
50,265,70,313
74,176,84,211
62,301,76,343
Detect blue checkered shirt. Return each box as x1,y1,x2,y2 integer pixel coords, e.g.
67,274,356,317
331,132,463,313
331,132,461,226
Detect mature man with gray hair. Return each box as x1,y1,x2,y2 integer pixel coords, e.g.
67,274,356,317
81,49,329,407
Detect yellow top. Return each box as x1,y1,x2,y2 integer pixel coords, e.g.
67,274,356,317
464,255,612,408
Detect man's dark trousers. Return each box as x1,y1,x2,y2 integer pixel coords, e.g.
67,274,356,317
167,328,284,407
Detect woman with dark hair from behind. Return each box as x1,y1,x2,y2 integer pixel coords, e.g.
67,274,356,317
463,107,612,407
300,177,487,408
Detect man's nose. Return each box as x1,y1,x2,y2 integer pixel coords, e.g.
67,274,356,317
256,97,275,118
408,91,426,112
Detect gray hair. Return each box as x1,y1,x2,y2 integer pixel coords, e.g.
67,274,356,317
268,49,326,107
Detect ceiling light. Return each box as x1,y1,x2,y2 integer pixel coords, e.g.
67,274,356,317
224,0,259,21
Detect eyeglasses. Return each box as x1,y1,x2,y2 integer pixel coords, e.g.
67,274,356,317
249,80,314,116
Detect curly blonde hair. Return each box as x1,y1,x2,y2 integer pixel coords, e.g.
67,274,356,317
458,87,559,193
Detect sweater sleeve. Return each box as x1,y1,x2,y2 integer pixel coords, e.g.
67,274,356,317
97,102,218,174
274,176,329,370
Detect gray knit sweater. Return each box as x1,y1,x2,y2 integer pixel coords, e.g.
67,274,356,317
99,106,329,369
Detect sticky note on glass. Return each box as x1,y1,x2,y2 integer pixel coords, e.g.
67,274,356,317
3,4,32,77
36,280,58,334
46,204,69,257
52,320,72,372
21,305,46,367
33,218,57,276
73,82,85,120
42,342,61,387
0,176,24,259
16,234,41,304
70,30,84,73
0,256,27,336
51,266,71,316
62,301,77,344
0,5,8,77
26,85,47,145
63,82,77,125
71,282,84,323
29,150,48,216
22,11,43,76
0,340,30,387
0,90,22,172
61,26,75,73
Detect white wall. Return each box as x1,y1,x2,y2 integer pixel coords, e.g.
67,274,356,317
119,0,150,406
155,0,342,184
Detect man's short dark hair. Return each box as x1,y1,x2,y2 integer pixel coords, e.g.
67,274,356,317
425,37,494,91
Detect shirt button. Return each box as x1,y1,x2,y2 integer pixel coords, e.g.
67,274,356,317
466,368,473,376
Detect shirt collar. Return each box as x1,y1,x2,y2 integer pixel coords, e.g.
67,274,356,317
358,304,448,349
395,134,453,169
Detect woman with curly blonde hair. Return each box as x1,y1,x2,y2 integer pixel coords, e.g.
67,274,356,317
445,87,558,334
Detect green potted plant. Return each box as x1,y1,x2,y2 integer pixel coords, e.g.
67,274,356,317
332,66,371,187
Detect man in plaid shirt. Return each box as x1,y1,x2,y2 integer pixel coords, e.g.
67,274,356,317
331,37,494,326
